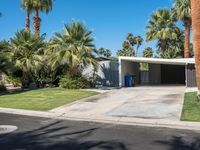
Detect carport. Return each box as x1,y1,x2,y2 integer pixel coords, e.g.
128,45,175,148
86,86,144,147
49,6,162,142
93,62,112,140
119,57,196,87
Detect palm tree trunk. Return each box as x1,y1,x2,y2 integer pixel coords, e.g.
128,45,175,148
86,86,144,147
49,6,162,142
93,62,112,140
160,39,167,51
191,0,200,100
34,5,40,36
22,72,28,88
184,19,191,58
70,66,78,77
136,45,139,57
26,6,30,31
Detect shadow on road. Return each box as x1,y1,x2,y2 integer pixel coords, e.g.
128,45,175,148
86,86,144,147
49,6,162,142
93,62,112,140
0,120,128,150
155,136,200,150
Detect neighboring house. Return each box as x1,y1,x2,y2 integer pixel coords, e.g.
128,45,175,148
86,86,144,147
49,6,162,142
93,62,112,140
83,60,119,87
119,57,196,87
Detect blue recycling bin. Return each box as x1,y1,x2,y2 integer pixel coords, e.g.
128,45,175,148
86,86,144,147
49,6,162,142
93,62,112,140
125,75,135,87
124,75,129,87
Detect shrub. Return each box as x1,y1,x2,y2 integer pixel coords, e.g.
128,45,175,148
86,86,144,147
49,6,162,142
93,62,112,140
6,75,21,87
59,75,89,89
0,82,7,91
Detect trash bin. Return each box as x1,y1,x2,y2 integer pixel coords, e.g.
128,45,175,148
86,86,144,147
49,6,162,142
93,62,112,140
124,75,129,87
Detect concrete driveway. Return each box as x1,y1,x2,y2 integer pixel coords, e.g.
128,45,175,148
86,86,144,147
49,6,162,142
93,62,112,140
52,86,185,121
107,86,185,120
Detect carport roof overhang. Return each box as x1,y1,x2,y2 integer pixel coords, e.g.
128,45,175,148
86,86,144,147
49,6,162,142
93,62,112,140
119,56,195,65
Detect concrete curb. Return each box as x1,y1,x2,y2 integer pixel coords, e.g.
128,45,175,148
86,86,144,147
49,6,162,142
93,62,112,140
58,116,200,132
0,107,200,132
0,108,56,118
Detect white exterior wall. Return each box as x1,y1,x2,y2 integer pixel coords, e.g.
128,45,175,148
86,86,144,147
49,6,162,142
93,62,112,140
119,60,140,87
149,64,161,84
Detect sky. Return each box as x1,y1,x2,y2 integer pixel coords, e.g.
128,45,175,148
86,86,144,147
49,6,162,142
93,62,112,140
0,0,175,56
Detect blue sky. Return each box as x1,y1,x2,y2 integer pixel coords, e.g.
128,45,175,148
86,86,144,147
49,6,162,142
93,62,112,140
0,0,174,56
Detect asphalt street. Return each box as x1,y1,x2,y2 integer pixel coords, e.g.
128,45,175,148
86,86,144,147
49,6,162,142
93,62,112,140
0,113,200,150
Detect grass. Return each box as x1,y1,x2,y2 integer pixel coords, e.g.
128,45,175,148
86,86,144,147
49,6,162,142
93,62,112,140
181,92,200,122
0,88,98,111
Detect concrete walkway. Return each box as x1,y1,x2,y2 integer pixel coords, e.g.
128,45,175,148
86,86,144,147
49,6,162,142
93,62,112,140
0,86,200,131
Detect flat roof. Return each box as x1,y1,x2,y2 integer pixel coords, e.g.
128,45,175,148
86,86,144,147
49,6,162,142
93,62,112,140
119,56,195,65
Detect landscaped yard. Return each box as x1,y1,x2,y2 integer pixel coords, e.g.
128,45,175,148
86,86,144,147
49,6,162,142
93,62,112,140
0,88,98,111
181,92,200,122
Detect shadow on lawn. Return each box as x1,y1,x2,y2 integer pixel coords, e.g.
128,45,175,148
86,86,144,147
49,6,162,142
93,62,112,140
0,120,128,150
155,136,200,150
0,87,45,96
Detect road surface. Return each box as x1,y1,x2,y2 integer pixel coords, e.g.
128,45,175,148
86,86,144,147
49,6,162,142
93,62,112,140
0,113,199,150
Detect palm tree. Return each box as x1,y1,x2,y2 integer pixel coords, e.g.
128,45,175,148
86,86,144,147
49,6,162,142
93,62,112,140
48,21,97,76
143,47,153,58
157,28,184,58
123,41,135,56
0,41,15,75
134,36,143,56
126,33,136,46
191,0,200,100
172,0,191,58
117,41,134,56
104,49,112,58
98,48,105,57
32,0,53,36
117,49,133,57
21,0,33,31
146,9,179,52
126,33,136,55
10,29,45,86
159,48,182,58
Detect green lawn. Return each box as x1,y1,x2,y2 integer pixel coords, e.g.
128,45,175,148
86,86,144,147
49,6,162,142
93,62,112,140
0,88,98,111
181,92,200,122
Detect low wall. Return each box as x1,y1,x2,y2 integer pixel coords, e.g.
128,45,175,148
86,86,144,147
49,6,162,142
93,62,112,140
83,61,119,87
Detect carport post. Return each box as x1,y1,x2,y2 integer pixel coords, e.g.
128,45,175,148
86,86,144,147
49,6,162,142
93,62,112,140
185,63,188,87
118,57,122,88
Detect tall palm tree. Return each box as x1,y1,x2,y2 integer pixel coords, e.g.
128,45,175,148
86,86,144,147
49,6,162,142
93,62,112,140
146,9,179,52
104,49,112,58
117,49,133,57
157,28,184,58
117,41,134,57
21,0,33,31
126,33,136,55
191,0,200,99
48,21,97,76
134,36,143,56
126,33,136,46
98,48,105,57
172,0,191,58
32,0,53,36
143,47,153,58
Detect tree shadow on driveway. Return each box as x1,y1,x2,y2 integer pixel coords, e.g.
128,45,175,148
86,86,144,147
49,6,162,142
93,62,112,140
0,120,128,150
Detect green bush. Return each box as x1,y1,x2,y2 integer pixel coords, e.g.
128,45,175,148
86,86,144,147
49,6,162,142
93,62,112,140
59,75,89,89
0,82,7,91
6,75,21,87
